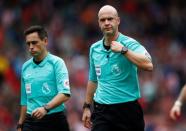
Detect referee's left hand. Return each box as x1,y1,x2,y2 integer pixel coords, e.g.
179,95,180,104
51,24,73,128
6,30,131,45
31,107,47,119
82,108,92,129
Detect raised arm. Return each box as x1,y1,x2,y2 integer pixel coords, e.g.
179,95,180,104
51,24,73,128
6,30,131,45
124,49,153,71
111,41,153,71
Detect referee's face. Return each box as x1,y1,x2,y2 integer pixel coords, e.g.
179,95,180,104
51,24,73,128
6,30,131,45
98,8,120,37
25,32,47,60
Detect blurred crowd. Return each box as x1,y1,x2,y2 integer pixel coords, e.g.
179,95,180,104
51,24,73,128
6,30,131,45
0,0,186,131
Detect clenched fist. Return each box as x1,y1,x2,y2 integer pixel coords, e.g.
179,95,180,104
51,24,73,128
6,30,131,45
111,41,123,53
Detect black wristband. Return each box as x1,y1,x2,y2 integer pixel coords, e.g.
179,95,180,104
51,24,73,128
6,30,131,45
17,124,23,129
121,46,128,54
43,105,50,113
83,102,91,109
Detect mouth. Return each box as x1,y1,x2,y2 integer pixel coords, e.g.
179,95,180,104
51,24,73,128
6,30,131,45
105,27,111,30
30,51,35,55
104,27,112,31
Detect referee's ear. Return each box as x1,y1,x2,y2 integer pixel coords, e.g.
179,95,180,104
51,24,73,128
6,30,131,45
43,37,48,46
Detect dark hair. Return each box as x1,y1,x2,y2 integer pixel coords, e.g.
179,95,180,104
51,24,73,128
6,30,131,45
24,25,48,40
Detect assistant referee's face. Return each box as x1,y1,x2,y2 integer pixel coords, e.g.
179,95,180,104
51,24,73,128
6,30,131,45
25,32,47,60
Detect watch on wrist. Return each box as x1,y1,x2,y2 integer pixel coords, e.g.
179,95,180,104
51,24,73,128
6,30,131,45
83,102,91,109
43,104,50,113
17,124,23,129
121,46,128,54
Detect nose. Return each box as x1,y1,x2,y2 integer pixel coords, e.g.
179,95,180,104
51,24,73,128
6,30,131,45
29,43,33,48
28,43,34,50
105,19,109,25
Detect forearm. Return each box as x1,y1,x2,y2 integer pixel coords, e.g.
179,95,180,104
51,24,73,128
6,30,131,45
18,106,27,124
46,93,70,109
177,84,186,103
111,41,153,71
85,81,97,104
124,50,153,71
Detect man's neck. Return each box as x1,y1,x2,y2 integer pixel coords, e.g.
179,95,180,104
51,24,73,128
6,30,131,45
34,51,48,62
104,32,119,46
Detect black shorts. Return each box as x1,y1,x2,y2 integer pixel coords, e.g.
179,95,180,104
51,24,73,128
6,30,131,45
91,100,145,131
23,111,70,131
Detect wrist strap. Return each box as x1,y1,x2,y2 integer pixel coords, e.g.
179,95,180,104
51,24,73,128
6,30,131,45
43,105,50,112
83,102,91,109
175,101,182,107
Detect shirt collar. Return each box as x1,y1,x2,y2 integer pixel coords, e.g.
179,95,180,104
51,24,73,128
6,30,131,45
101,33,121,52
32,52,49,68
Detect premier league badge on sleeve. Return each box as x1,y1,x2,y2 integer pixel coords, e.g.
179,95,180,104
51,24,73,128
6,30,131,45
63,79,70,89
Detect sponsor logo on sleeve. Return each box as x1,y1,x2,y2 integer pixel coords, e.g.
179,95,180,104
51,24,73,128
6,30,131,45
95,65,101,76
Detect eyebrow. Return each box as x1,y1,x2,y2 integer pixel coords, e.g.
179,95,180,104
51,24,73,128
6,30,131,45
26,41,38,45
99,16,114,20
